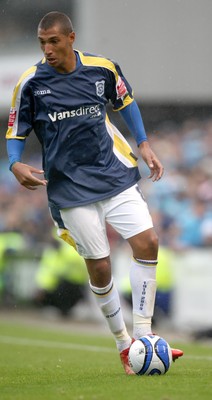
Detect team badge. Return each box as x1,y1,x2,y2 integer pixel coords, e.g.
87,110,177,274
95,80,105,97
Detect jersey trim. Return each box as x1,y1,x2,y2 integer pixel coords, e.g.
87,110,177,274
78,50,118,74
113,95,134,111
57,228,77,250
6,66,37,139
105,114,138,167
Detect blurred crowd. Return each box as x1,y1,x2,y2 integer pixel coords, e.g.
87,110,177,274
138,117,212,249
0,157,52,249
1,116,212,251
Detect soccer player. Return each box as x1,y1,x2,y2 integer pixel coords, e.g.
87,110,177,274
5,11,183,374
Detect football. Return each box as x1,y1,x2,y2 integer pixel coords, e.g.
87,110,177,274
128,334,172,375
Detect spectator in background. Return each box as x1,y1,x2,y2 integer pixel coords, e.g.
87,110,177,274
35,236,88,317
0,231,25,304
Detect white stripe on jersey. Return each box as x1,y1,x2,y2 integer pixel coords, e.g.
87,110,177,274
105,117,137,168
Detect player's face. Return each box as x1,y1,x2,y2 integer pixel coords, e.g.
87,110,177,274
38,24,75,73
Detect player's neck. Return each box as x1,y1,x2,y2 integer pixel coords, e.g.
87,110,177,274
54,51,77,74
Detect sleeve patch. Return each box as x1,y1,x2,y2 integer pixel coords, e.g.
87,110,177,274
116,77,128,99
8,107,17,128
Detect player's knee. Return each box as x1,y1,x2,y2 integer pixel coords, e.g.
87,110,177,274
129,229,159,257
85,257,111,287
139,232,158,255
146,230,159,252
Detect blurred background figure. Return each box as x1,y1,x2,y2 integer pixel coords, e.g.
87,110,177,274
0,231,25,304
34,235,88,317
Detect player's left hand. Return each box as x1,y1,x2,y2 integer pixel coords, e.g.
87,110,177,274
138,141,164,181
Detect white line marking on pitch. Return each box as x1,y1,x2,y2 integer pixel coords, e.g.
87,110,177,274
0,336,212,361
0,335,115,353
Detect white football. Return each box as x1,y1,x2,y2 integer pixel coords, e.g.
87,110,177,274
128,334,172,375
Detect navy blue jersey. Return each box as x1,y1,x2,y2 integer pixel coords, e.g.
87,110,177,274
6,50,141,208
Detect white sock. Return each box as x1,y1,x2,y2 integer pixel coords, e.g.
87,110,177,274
89,278,131,352
130,258,157,339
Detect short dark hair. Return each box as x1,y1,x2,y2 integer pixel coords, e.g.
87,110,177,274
38,11,73,35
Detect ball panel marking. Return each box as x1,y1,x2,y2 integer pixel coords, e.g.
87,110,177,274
128,334,172,376
154,337,171,372
137,337,153,375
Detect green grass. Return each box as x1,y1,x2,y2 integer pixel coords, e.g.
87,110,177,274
0,319,212,400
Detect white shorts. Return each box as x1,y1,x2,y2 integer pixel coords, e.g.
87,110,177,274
56,184,153,259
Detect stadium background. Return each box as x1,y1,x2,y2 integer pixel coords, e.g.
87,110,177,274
0,0,212,337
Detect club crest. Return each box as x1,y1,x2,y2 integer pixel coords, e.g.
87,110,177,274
95,80,105,97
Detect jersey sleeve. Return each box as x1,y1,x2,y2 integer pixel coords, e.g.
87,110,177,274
5,66,37,140
105,60,134,111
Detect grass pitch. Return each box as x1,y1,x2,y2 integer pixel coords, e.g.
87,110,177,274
0,316,212,400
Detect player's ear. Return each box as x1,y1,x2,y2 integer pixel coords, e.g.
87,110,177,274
69,31,75,44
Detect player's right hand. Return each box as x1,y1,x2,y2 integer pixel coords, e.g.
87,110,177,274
11,162,47,190
138,141,164,182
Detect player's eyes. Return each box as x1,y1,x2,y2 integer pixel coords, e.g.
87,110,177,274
50,40,59,44
39,39,59,46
